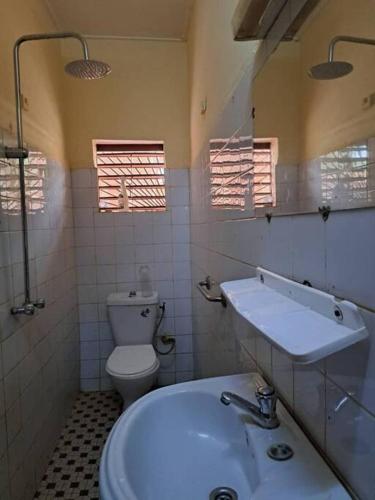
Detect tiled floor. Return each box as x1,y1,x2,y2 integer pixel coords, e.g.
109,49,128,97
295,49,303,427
34,391,122,499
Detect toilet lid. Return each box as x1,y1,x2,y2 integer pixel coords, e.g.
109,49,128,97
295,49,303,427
106,345,158,378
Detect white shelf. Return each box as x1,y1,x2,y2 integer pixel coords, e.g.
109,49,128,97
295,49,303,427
220,268,368,364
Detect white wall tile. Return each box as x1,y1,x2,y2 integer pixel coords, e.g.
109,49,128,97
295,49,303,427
271,348,293,406
174,298,192,317
172,243,190,262
173,280,192,298
76,266,96,285
115,245,135,264
326,210,375,310
294,363,325,448
79,304,98,323
291,215,326,288
115,226,134,245
171,206,190,225
74,227,95,247
153,225,172,244
154,262,173,281
175,371,194,383
80,360,100,379
80,323,99,342
116,264,136,283
95,246,115,265
94,212,114,227
176,353,194,371
326,307,375,415
96,265,116,284
154,244,173,263
114,212,133,227
74,208,94,228
134,225,154,245
95,227,115,246
153,211,171,225
80,341,100,360
135,245,154,264
173,261,191,280
176,335,193,353
326,381,375,499
80,378,100,392
172,225,190,243
75,246,96,266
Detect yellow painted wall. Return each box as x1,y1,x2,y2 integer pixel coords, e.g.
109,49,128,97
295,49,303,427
253,0,375,163
187,0,256,165
253,42,301,165
0,0,67,164
62,39,190,169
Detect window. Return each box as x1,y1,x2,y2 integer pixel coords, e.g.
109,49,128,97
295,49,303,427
0,150,47,215
320,142,371,205
252,139,277,208
94,142,166,212
209,137,276,210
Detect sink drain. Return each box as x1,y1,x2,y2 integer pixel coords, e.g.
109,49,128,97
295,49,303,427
267,442,294,461
209,486,238,500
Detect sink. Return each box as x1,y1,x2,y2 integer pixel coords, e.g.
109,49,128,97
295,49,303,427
100,373,350,500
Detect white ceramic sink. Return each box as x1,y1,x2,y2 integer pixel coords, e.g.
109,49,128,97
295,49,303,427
100,374,350,500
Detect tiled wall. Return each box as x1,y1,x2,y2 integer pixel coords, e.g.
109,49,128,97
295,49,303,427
190,73,375,498
0,142,79,499
72,167,193,391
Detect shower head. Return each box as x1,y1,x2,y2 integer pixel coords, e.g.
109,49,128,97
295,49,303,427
64,59,111,79
308,35,375,81
308,60,353,80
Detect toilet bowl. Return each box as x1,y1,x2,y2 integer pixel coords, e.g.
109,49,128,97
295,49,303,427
106,344,160,409
106,291,160,409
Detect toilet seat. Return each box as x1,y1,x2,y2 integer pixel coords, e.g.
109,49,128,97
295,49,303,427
106,345,159,380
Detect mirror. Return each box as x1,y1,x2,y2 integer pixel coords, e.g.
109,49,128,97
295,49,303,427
252,0,375,216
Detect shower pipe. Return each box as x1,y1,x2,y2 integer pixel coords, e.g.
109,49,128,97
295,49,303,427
328,35,375,63
3,33,93,316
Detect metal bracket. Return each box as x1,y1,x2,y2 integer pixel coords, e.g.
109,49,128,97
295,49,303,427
1,146,29,159
318,205,331,221
11,298,46,316
197,276,227,307
265,212,272,223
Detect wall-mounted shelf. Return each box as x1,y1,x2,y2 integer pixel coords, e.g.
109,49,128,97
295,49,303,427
220,268,368,364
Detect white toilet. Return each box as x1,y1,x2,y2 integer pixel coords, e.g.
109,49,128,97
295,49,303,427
105,291,160,409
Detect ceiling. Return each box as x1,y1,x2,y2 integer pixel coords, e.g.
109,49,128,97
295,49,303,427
45,0,195,41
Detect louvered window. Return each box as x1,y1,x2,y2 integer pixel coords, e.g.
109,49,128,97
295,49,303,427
94,142,166,212
209,138,276,210
252,140,276,208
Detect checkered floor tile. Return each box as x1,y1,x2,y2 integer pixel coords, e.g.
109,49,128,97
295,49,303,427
34,391,122,500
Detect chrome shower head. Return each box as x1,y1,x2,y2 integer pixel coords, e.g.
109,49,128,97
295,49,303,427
308,60,353,80
308,35,375,81
65,59,111,79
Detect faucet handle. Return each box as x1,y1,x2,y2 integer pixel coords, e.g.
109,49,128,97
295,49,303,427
256,385,277,417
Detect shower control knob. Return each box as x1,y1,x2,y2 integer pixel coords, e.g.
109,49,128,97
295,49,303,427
256,385,277,418
34,298,46,309
256,386,275,397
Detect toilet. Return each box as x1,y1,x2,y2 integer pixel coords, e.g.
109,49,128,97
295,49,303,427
106,291,160,409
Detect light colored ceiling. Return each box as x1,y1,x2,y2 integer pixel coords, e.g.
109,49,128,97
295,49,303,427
45,0,195,41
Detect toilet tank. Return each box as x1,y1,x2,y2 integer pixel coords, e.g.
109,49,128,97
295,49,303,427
107,291,159,346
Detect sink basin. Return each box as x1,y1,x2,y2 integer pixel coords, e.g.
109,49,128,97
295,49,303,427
100,374,350,500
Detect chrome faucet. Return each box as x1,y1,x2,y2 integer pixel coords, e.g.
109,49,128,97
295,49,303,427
220,385,280,429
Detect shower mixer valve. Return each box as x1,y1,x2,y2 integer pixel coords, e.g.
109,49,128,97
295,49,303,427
11,298,46,316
